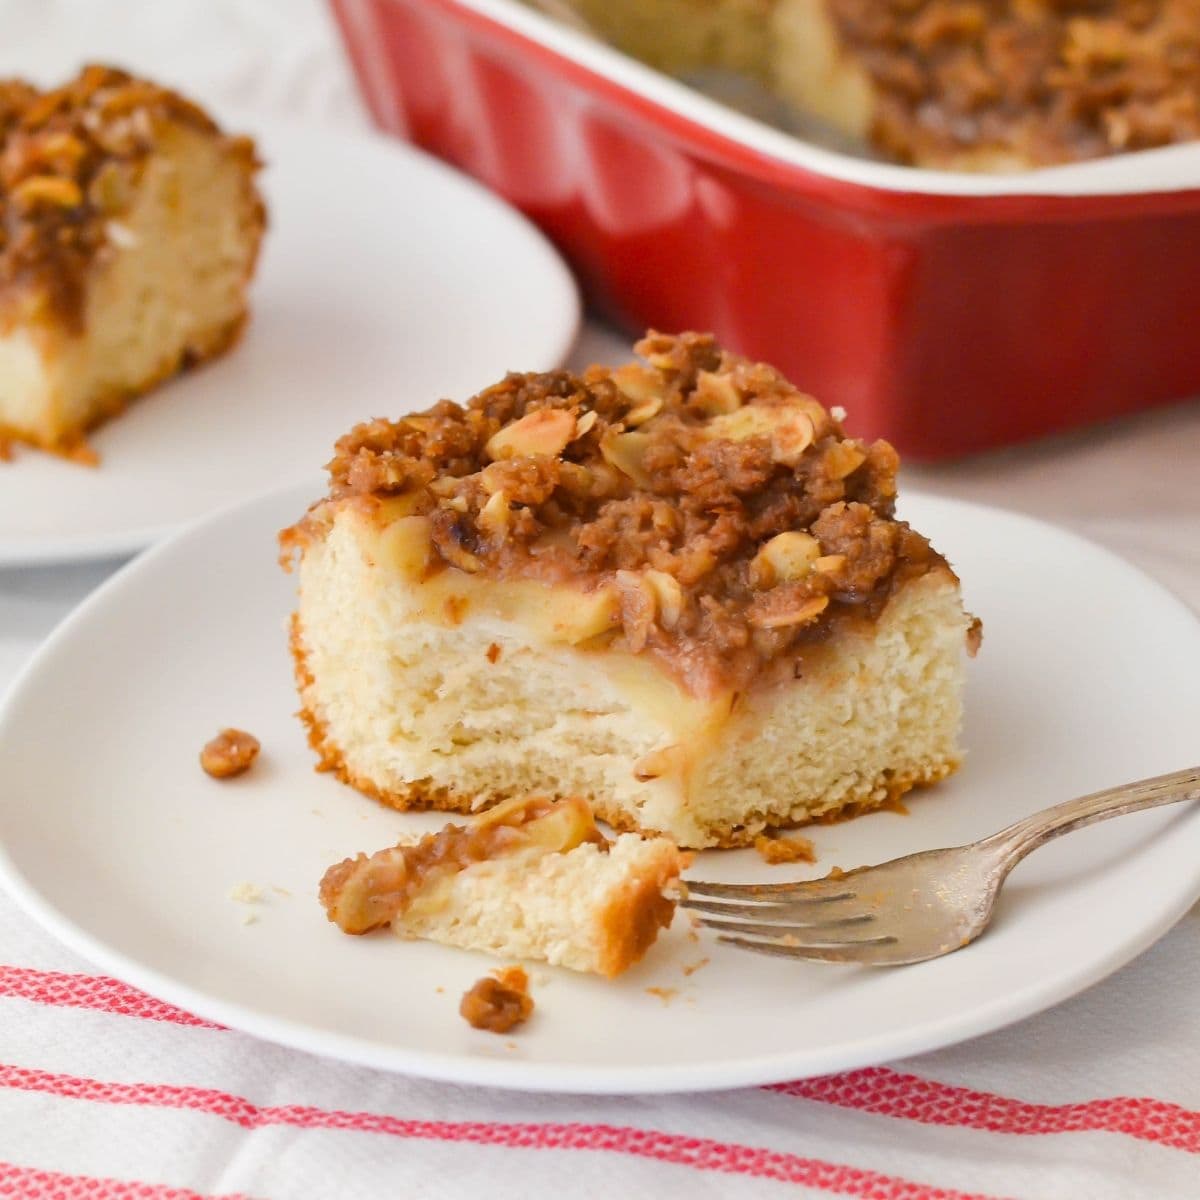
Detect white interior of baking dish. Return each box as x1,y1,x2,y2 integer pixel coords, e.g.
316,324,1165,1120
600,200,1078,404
433,0,1200,196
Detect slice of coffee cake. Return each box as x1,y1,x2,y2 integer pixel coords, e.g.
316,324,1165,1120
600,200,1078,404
284,332,977,848
0,65,265,459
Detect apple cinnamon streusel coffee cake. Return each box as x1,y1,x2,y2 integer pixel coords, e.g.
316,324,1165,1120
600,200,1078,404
283,331,978,849
561,0,1200,170
0,65,265,460
320,795,683,977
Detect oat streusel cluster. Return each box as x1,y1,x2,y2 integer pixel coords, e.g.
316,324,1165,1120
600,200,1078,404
830,0,1200,165
310,332,945,694
0,64,260,331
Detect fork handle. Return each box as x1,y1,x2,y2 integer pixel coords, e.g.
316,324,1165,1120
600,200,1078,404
981,765,1200,866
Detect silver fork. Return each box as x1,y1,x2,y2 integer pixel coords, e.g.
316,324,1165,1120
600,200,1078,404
683,766,1200,966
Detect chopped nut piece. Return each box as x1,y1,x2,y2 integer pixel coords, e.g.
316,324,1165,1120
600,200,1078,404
574,410,598,437
707,404,814,465
86,160,131,212
813,554,847,575
644,569,684,628
754,833,817,865
599,429,653,487
486,408,575,460
615,569,657,651
824,442,867,480
752,531,821,588
692,370,741,415
611,363,662,403
749,595,830,630
478,489,511,539
12,174,83,207
201,729,260,779
625,396,664,426
460,966,533,1033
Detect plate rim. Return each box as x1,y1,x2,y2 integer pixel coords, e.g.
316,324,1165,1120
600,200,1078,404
1,483,1198,1093
0,112,581,568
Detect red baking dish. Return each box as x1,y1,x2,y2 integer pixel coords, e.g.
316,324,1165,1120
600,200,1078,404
330,0,1200,459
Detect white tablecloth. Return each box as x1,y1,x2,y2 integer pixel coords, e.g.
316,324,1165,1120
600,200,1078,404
1,4,1199,1198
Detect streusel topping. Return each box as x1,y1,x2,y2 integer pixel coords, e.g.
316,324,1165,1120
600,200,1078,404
830,0,1200,165
293,333,948,695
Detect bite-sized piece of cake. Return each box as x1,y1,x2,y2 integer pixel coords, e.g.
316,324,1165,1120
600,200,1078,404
284,331,978,849
0,65,265,459
320,795,683,977
564,0,1200,169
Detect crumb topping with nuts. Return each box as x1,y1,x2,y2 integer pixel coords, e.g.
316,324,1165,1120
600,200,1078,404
292,332,950,696
320,796,605,934
200,728,261,779
830,0,1200,165
460,966,534,1033
0,64,260,330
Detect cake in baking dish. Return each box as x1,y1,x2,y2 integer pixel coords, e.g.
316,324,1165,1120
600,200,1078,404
282,331,978,849
560,0,1200,170
0,65,265,460
320,795,683,977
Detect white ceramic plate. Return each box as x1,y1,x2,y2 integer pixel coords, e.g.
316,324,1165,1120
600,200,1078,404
1,485,1198,1094
0,119,579,566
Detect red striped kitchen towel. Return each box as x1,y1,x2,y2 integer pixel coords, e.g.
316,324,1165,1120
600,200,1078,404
1,893,1197,1199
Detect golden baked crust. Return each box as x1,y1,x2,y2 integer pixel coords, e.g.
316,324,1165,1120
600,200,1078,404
287,331,948,698
595,840,684,976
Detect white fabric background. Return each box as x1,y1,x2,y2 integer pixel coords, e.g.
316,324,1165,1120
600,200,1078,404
0,3,1198,1197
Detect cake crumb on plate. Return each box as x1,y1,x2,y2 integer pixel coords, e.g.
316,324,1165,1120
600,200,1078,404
754,832,817,865
460,966,533,1033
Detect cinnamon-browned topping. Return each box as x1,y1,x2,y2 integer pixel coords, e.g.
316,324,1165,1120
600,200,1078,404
306,332,947,696
459,966,533,1033
319,795,605,934
829,0,1200,165
0,64,260,330
200,728,261,779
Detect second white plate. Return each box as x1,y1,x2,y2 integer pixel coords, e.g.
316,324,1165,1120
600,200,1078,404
0,118,579,565
0,485,1198,1093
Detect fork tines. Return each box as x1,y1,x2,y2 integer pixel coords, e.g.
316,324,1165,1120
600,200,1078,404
681,877,897,963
